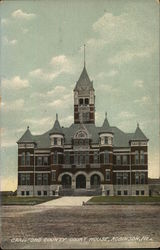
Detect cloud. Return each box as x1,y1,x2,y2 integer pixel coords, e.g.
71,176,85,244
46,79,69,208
2,76,29,89
108,49,151,65
1,176,17,191
1,18,9,26
134,80,144,88
96,83,117,93
60,115,74,125
48,93,72,108
134,96,151,105
12,9,36,20
47,86,67,95
119,111,136,119
83,38,106,49
96,70,118,79
29,68,60,81
3,36,17,46
24,117,53,126
50,55,74,73
2,99,24,111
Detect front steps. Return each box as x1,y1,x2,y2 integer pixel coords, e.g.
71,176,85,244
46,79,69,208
59,188,102,196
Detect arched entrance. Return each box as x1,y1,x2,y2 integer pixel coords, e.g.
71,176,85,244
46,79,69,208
76,174,86,189
90,174,101,188
62,174,72,188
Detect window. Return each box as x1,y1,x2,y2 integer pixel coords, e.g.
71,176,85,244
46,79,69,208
65,152,70,164
136,190,139,196
43,156,48,165
85,98,89,105
51,171,56,181
43,174,48,185
53,151,58,164
21,191,25,196
26,152,30,165
54,138,57,145
52,191,55,195
37,191,41,196
116,173,123,185
37,156,42,165
124,190,128,195
79,98,83,105
94,152,99,163
21,174,30,185
106,171,110,181
123,173,128,185
140,150,144,164
116,155,121,165
43,191,47,196
104,151,109,164
74,152,78,164
135,172,145,184
37,173,42,185
141,190,145,196
135,150,139,165
140,173,145,184
85,152,89,164
104,137,108,144
135,173,140,184
117,190,121,196
26,191,29,196
122,155,127,165
21,152,25,165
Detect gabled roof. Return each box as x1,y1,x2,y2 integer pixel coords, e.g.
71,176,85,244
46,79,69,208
49,114,63,135
131,123,148,141
17,126,35,143
99,113,113,134
74,66,94,91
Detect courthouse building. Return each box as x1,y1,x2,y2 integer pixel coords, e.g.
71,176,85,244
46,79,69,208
17,56,149,196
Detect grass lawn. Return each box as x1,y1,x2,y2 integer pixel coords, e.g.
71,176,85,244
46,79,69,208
88,196,160,203
1,196,58,205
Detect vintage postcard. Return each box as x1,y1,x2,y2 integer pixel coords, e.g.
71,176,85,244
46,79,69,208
1,0,160,249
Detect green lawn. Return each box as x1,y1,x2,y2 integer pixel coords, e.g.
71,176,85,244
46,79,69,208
1,196,57,205
88,196,160,203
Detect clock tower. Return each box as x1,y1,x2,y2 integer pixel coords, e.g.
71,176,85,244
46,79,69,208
74,46,95,124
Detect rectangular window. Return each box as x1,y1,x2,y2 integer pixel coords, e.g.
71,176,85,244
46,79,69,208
65,152,70,164
21,153,25,165
117,190,121,196
43,191,47,196
116,173,123,185
124,190,128,195
21,191,25,196
26,152,30,165
123,173,128,185
74,152,78,164
135,173,139,184
140,173,145,184
26,191,29,196
122,155,127,165
43,174,48,185
37,156,43,165
116,155,121,165
140,150,144,164
37,173,42,185
43,156,48,165
53,152,58,164
26,174,30,185
135,150,139,165
104,137,108,144
106,171,110,181
37,191,41,196
104,151,109,164
136,190,139,196
94,151,99,163
51,171,56,181
85,152,89,164
21,174,26,185
54,138,57,145
141,190,145,196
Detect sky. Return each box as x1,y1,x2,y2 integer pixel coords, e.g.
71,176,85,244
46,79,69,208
1,0,159,191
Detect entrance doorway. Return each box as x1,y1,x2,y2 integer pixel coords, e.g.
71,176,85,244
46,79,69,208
62,174,72,188
76,174,86,189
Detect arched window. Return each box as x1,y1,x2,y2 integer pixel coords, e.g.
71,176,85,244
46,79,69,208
26,152,30,165
21,152,25,165
90,174,100,188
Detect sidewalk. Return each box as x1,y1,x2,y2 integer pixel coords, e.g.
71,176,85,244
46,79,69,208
36,196,92,206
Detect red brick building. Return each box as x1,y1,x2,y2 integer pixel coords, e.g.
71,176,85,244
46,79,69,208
17,63,149,196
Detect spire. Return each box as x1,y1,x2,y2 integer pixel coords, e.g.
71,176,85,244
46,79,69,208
84,44,86,67
99,112,113,134
50,114,63,135
17,126,34,143
132,123,148,141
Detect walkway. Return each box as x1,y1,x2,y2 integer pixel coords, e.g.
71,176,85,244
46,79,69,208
36,196,92,207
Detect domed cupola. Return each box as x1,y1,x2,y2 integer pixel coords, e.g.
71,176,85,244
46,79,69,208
49,114,64,147
99,112,114,146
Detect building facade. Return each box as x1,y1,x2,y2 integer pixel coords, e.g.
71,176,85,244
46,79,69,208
17,63,149,196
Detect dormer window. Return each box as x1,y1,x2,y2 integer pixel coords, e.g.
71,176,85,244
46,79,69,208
85,98,89,105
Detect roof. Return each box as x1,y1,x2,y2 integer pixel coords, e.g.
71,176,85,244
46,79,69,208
49,114,63,135
131,123,148,141
74,66,94,91
17,126,35,143
99,113,113,134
